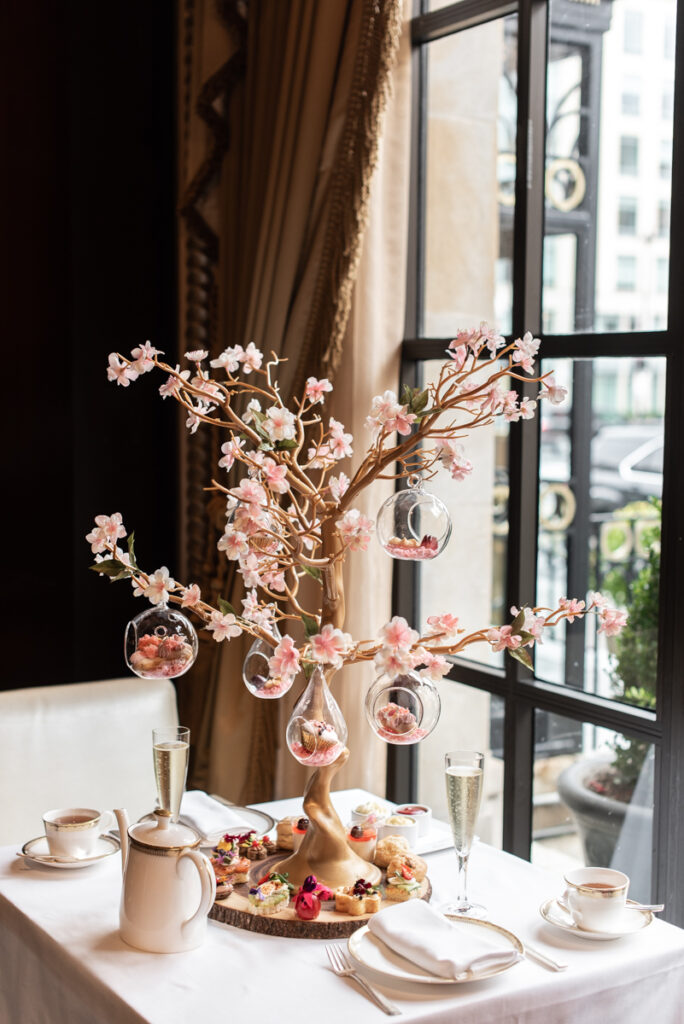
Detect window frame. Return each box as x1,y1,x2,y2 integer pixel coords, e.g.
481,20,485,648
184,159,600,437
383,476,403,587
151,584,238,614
391,0,684,927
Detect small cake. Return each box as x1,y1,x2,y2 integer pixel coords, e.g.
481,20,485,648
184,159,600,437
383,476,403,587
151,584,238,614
374,834,410,867
210,848,251,885
215,880,234,899
376,702,418,737
385,534,439,560
301,719,340,754
386,852,427,883
346,823,377,862
335,879,382,916
247,875,291,916
239,831,276,860
276,816,299,850
292,817,309,852
129,632,194,678
384,859,422,901
294,875,322,921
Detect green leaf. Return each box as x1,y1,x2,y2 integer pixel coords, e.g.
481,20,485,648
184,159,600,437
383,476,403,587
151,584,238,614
90,559,128,579
510,608,527,634
301,613,319,639
127,532,139,570
302,565,323,583
302,662,315,680
400,384,413,407
218,597,237,616
275,438,298,450
410,388,430,414
509,646,534,671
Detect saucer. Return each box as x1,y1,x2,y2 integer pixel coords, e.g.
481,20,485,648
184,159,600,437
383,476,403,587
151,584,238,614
540,897,653,940
21,834,120,869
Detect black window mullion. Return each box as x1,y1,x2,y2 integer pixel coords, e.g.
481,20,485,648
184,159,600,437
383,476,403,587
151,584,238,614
503,0,549,859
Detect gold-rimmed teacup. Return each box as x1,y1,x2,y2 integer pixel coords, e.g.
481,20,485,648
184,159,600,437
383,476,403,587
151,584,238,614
562,867,629,932
43,807,115,860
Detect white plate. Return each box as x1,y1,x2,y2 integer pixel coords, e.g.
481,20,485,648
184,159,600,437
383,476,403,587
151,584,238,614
347,916,523,985
540,897,653,940
199,800,276,846
21,834,120,869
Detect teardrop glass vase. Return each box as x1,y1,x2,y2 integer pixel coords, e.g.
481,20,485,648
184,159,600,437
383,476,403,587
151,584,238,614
286,666,347,766
242,622,292,699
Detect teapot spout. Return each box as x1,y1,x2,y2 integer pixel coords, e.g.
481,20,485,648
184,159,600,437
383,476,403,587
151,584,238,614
114,809,130,874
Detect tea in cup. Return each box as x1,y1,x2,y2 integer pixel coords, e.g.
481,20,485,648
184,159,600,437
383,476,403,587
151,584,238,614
43,808,115,859
562,867,629,931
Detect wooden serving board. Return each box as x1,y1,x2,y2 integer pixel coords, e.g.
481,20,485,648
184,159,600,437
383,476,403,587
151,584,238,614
209,853,432,938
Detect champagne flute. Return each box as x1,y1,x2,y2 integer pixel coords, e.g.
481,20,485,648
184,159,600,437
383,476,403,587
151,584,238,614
152,726,190,822
442,750,485,918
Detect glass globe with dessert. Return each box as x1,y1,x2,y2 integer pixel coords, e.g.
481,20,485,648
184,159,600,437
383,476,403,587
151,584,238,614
88,329,626,925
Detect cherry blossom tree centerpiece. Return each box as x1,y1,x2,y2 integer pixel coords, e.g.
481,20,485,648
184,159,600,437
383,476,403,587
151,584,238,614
89,326,627,887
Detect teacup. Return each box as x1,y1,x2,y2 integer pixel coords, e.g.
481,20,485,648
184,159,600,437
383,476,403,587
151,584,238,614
43,807,115,860
562,867,629,932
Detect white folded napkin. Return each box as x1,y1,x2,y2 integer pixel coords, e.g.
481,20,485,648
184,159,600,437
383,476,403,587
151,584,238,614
179,791,253,839
368,900,522,980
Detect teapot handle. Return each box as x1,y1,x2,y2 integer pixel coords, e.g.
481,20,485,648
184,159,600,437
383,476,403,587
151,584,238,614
178,849,216,941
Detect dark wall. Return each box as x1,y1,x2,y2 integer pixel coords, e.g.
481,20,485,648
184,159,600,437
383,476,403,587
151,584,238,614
3,2,178,688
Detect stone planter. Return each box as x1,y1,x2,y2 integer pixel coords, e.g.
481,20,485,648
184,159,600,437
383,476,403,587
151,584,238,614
557,757,652,869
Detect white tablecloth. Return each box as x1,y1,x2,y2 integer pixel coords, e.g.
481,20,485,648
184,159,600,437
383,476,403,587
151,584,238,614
2,788,684,1024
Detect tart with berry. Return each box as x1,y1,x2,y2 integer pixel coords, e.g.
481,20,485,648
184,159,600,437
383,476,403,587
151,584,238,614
335,878,382,916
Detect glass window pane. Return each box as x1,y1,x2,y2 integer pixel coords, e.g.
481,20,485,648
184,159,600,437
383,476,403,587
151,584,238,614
424,15,517,337
417,685,504,851
418,359,509,670
535,357,664,716
533,710,654,903
543,0,676,334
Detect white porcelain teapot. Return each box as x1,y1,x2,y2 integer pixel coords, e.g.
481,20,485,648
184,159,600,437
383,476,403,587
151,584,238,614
114,808,216,953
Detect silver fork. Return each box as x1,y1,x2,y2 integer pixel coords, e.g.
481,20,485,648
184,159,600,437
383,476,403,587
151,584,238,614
326,944,402,1015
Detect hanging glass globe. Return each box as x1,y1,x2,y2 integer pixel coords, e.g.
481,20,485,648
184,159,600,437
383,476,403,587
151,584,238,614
365,670,441,745
125,605,198,680
286,666,348,766
376,475,452,560
242,622,292,699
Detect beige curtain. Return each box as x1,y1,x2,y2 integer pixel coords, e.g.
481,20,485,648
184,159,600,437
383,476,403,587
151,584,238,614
177,0,408,802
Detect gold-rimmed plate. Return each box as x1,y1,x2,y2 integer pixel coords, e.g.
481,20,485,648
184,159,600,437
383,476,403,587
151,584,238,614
20,834,120,869
347,915,523,985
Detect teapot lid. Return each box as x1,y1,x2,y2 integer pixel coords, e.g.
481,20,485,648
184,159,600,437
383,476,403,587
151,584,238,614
128,809,201,850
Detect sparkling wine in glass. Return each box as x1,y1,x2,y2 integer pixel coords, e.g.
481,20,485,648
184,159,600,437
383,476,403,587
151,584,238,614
152,726,190,822
442,750,485,918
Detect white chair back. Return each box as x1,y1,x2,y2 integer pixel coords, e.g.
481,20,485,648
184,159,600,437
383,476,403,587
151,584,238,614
0,677,178,846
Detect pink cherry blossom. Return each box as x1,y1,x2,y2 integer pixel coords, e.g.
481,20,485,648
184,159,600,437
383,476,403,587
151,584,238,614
233,502,270,535
210,345,244,373
92,513,127,546
487,625,522,652
261,569,286,592
519,397,537,419
206,610,242,642
426,613,460,638
107,353,139,387
159,366,190,399
241,589,274,629
218,438,245,471
559,597,586,623
309,624,353,669
379,616,419,651
511,606,545,646
231,479,267,505
191,375,222,400
540,375,568,405
240,342,263,373
338,509,374,551
434,438,473,481
588,590,610,610
477,321,506,355
262,457,289,494
268,635,300,680
328,473,350,503
374,646,414,677
144,567,175,606
307,443,334,468
419,653,450,683
243,398,262,423
305,377,333,404
239,553,261,589
85,526,108,553
328,418,353,459
263,405,297,442
181,583,201,608
185,349,208,362
217,529,249,561
130,340,160,373
446,342,468,370
597,608,629,637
